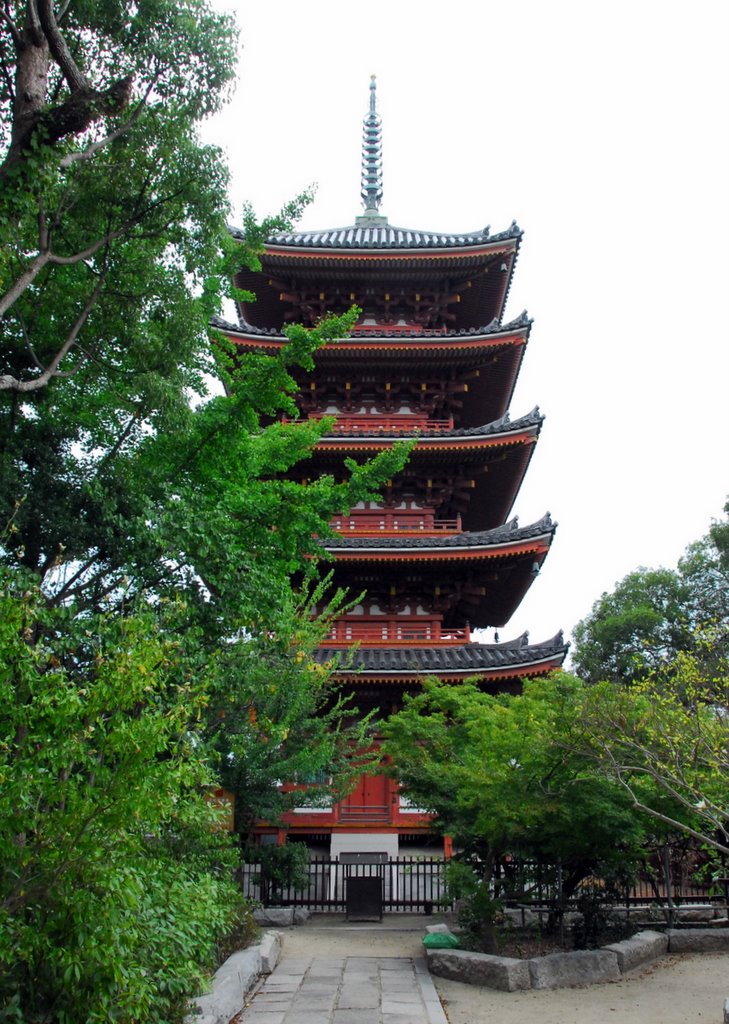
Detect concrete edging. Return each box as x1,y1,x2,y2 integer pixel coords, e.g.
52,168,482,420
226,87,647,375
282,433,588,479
604,929,668,972
185,930,282,1024
667,928,729,953
426,948,531,991
427,927,728,992
253,906,311,928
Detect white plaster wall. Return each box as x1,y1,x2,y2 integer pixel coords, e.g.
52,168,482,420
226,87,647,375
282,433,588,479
330,833,399,860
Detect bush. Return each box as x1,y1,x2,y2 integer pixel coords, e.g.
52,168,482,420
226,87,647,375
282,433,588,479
0,577,245,1023
570,881,636,950
244,841,310,905
443,860,503,953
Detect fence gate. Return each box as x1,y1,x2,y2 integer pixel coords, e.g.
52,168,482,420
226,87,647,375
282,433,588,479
241,856,450,913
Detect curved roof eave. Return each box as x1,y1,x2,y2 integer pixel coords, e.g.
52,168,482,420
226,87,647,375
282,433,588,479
317,408,543,445
210,310,532,345
315,631,569,677
228,221,523,254
322,513,556,554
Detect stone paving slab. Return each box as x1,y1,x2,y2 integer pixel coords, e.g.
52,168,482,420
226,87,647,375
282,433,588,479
241,955,447,1024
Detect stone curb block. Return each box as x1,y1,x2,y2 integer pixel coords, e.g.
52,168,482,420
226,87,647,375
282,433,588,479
260,930,282,974
502,907,541,928
185,931,282,1024
674,904,716,922
667,928,729,953
187,947,260,1024
527,948,621,989
252,906,311,927
426,948,531,991
253,906,293,927
603,929,668,973
425,925,729,993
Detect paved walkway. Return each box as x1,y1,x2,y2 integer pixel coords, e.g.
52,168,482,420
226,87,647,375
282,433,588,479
240,953,448,1024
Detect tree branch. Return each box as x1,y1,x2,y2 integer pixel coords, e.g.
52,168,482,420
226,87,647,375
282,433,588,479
92,410,145,478
52,567,124,609
17,311,45,371
23,0,44,47
56,0,73,25
617,778,729,855
46,553,99,604
0,215,136,321
59,80,156,169
0,4,23,48
0,251,52,319
589,735,728,845
0,266,107,392
36,0,87,93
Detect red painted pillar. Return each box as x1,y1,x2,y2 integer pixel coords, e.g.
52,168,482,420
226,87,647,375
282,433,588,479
443,835,453,859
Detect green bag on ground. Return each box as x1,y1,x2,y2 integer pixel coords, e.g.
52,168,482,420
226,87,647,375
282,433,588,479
423,932,460,949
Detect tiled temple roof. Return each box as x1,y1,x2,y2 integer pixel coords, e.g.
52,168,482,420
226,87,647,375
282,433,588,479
323,513,554,552
229,221,522,252
210,310,532,340
314,631,568,676
230,80,521,256
319,408,543,441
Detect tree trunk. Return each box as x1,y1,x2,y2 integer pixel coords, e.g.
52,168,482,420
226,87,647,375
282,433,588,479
1,3,132,183
661,843,676,927
478,849,498,953
5,18,50,175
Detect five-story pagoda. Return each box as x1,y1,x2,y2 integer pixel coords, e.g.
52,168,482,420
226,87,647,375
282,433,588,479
217,79,567,859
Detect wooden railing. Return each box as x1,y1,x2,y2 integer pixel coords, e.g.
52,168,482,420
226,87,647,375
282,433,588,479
331,513,461,534
339,804,390,822
282,413,454,434
351,323,448,336
324,622,470,646
321,415,453,434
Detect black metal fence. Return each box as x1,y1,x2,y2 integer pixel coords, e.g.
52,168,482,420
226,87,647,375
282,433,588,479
240,856,448,912
240,854,727,915
490,857,728,910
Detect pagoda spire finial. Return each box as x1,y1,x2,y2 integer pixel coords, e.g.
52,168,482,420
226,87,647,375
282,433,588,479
360,74,383,215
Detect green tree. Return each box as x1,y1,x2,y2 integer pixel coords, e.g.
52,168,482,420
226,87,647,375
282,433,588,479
207,575,377,841
381,674,648,898
0,0,409,686
1,0,237,596
0,0,237,388
572,506,729,685
0,2,412,1016
709,499,729,573
575,637,729,855
242,842,311,906
566,506,729,865
572,568,692,685
0,0,235,183
0,573,248,1023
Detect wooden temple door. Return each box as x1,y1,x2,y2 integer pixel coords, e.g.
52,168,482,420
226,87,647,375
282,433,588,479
341,773,390,823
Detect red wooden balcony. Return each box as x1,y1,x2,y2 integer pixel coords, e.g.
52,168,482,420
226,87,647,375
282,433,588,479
324,621,471,646
351,323,448,336
338,803,390,822
331,512,462,534
321,414,453,434
277,773,435,830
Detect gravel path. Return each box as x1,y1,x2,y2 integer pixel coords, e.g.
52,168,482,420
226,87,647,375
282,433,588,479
271,915,728,1024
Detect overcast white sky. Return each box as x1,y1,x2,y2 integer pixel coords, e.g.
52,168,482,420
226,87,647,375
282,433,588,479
205,0,729,652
